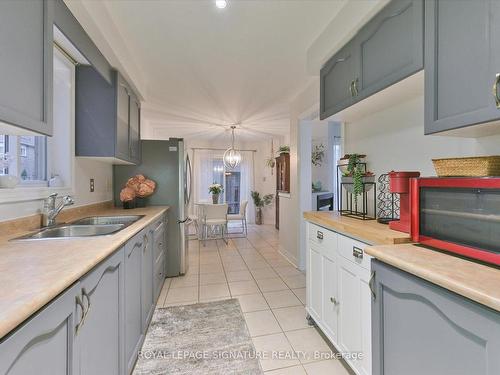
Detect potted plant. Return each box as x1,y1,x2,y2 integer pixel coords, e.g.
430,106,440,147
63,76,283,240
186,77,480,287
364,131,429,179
278,145,290,155
208,183,224,204
340,154,375,205
251,190,273,225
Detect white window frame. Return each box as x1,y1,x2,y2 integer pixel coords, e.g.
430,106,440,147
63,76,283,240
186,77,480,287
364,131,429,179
0,47,75,204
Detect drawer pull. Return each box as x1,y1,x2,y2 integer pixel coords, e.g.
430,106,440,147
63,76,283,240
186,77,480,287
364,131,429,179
316,231,324,240
369,271,376,300
493,73,500,108
330,296,339,305
352,246,363,259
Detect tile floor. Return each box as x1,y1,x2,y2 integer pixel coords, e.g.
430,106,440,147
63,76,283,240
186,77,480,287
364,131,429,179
155,224,350,375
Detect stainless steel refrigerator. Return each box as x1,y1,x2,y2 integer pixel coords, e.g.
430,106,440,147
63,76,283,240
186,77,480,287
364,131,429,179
113,139,191,277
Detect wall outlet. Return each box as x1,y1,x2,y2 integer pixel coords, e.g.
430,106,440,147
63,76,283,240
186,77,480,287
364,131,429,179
90,178,95,192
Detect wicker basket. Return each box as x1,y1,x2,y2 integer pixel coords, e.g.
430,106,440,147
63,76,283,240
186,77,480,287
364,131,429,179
432,156,500,177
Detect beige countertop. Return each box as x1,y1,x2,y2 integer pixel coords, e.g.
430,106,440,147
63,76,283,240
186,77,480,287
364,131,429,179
303,211,412,245
365,244,500,312
0,205,169,340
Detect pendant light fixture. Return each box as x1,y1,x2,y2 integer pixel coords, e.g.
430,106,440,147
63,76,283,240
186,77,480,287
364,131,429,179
223,125,242,170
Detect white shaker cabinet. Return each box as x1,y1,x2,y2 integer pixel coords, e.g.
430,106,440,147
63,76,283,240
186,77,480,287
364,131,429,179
306,222,372,375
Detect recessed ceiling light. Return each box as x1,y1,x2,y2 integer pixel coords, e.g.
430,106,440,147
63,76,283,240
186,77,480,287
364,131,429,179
215,0,227,9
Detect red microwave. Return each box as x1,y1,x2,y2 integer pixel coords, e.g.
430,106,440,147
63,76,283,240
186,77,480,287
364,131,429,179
410,177,500,266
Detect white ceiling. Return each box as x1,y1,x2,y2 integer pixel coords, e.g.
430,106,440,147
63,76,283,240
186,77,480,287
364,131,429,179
73,0,346,141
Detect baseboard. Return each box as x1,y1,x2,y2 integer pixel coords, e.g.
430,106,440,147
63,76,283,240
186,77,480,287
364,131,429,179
278,247,299,268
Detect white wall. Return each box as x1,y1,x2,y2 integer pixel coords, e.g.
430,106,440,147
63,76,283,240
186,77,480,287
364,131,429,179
279,78,320,267
0,159,113,221
343,96,478,177
244,137,283,225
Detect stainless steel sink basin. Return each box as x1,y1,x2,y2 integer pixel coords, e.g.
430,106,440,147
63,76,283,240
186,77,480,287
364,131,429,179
70,215,144,226
15,224,126,240
13,215,145,241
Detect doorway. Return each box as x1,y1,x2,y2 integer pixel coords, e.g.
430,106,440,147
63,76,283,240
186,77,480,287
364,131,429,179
297,119,343,270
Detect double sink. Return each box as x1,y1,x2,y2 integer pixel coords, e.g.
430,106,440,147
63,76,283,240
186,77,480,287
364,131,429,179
15,215,144,241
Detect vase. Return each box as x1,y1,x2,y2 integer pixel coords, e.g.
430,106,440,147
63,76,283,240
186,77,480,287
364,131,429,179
123,200,136,209
212,193,219,204
136,197,146,208
255,207,263,225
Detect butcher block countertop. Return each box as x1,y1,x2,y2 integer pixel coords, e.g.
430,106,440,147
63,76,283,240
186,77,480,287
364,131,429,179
366,244,500,312
303,211,412,245
0,205,169,341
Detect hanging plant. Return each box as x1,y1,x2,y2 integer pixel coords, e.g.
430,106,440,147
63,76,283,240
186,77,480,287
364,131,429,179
266,140,276,174
311,144,325,167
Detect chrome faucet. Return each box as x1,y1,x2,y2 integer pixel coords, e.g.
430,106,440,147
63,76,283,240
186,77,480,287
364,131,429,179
42,193,75,227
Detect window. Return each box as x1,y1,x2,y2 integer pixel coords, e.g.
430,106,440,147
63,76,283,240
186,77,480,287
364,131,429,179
0,47,74,201
0,135,47,184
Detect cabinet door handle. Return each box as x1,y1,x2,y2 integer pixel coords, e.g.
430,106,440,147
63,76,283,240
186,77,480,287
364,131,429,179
353,246,363,259
353,78,359,96
316,231,324,240
75,295,85,335
82,288,91,321
349,81,354,97
143,234,149,253
128,241,143,258
493,73,500,108
369,271,376,300
330,296,339,305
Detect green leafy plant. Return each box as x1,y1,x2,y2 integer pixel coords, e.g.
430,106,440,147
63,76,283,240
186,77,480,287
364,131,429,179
278,145,290,154
250,191,273,207
341,154,373,206
208,183,224,195
311,144,325,166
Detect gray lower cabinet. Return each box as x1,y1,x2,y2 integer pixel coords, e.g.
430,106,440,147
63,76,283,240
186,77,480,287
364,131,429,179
0,0,53,135
425,0,500,134
76,67,141,164
354,0,423,101
0,282,81,375
76,247,125,375
141,229,154,333
319,0,424,120
124,231,145,374
372,260,500,375
153,219,166,302
0,220,162,375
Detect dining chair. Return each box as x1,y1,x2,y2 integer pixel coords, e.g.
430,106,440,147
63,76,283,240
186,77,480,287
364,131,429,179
227,200,248,237
201,203,228,245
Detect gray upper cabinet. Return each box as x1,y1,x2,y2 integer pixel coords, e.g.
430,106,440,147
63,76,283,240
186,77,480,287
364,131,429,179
425,0,500,134
354,0,423,101
320,42,356,119
0,282,80,375
320,0,424,120
0,0,53,135
76,67,141,164
372,260,500,375
77,248,125,375
129,95,141,165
